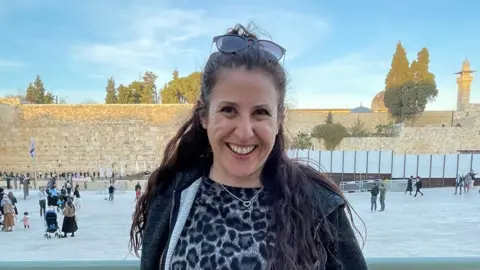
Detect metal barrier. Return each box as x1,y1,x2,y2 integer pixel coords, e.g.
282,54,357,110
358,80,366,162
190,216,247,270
340,179,381,193
2,257,480,270
340,179,410,193
383,179,409,192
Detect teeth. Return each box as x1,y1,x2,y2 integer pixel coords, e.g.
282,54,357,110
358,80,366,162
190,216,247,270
228,144,255,155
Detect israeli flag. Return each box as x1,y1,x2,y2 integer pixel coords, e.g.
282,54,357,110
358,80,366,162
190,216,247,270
30,138,35,158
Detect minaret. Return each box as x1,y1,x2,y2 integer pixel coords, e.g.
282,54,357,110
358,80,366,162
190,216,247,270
455,59,475,110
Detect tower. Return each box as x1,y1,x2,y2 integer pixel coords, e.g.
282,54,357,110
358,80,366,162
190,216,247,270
455,59,475,110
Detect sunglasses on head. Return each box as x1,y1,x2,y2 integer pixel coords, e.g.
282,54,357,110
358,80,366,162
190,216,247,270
212,34,286,61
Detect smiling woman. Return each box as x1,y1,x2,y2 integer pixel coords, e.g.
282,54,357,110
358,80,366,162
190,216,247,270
130,24,367,270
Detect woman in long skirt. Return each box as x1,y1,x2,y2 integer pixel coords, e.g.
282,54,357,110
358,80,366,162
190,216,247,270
61,197,78,237
1,195,16,232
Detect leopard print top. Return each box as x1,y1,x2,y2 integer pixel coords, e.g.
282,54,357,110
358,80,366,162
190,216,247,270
170,177,275,270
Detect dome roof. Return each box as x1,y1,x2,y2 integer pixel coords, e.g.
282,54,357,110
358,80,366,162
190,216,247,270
350,104,371,113
371,91,387,112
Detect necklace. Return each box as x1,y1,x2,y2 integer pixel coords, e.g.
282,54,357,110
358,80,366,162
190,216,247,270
219,184,264,208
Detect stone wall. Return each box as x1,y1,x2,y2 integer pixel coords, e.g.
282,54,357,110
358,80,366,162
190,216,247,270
315,127,480,154
413,111,454,127
1,98,480,173
0,103,193,174
284,110,389,137
453,104,480,128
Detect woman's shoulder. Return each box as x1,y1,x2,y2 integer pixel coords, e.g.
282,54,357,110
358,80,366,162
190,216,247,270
297,165,345,218
308,180,344,213
151,168,203,199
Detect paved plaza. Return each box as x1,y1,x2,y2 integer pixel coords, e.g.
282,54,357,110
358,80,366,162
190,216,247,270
0,187,479,261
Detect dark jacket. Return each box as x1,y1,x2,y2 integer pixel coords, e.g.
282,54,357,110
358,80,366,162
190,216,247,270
140,168,367,270
415,180,422,189
370,185,379,196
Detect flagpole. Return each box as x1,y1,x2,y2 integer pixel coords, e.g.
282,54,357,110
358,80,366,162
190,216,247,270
30,136,38,190
33,153,38,189
33,136,38,189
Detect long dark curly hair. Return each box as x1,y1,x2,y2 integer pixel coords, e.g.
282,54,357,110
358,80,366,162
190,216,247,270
130,23,362,269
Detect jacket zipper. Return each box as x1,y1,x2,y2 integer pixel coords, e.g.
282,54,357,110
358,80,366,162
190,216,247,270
159,190,176,270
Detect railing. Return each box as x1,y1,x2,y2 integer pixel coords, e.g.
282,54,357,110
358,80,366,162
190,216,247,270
287,149,480,186
2,257,480,270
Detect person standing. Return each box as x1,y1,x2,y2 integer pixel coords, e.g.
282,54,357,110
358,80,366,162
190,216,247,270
108,184,116,202
134,182,142,202
414,177,424,197
65,181,72,195
73,185,82,210
61,197,78,237
38,187,47,217
379,183,387,211
370,183,379,211
405,176,413,195
1,194,16,232
23,176,30,200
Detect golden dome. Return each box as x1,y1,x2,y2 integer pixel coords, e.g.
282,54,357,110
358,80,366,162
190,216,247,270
371,91,387,112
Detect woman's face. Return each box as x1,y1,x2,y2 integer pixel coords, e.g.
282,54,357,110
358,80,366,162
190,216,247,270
202,67,280,183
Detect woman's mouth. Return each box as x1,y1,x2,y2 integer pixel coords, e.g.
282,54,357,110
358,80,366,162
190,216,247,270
226,143,257,156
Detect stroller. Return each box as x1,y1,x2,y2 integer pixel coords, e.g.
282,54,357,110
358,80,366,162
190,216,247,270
44,209,61,238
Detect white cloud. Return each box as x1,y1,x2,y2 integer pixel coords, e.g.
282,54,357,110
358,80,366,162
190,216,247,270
0,59,27,68
70,3,330,87
69,2,477,111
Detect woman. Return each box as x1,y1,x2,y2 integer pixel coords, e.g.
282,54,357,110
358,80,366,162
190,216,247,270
130,24,366,270
1,194,16,232
61,197,78,237
7,191,18,215
73,185,81,210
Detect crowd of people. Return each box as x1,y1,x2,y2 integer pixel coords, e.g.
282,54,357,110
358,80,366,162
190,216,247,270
368,170,477,212
0,178,80,237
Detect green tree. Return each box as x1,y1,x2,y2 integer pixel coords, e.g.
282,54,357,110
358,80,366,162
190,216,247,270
128,81,144,103
325,111,333,124
349,117,367,137
32,75,46,103
385,42,410,90
105,77,117,104
25,75,55,104
398,81,438,124
384,42,410,117
311,113,348,150
292,131,313,150
142,71,158,103
160,69,201,103
385,47,438,123
409,48,435,84
117,84,134,104
44,92,55,104
25,83,36,103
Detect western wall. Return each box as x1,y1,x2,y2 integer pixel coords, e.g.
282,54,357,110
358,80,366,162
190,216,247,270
1,96,480,174
1,59,477,173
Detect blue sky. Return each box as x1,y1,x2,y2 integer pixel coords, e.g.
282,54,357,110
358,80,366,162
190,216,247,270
0,0,479,110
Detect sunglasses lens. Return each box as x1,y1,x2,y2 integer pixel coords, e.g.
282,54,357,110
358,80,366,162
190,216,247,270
216,35,246,53
258,40,284,60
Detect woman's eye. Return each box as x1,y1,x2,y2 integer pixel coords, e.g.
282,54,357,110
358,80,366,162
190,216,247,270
220,106,236,114
255,109,270,116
